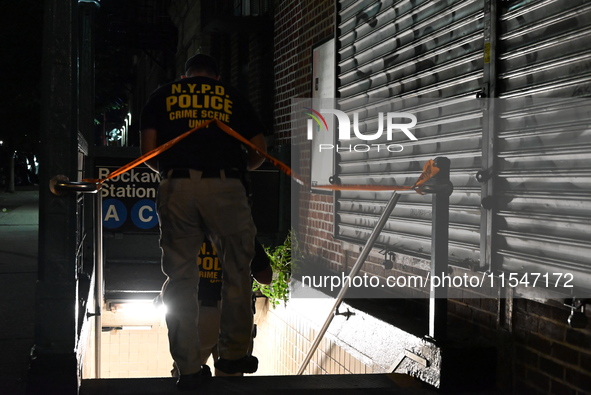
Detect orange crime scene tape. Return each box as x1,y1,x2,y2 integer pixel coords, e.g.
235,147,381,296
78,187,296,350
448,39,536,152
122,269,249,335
84,119,439,193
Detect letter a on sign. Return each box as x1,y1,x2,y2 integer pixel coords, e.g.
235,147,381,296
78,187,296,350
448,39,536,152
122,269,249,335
104,205,120,222
102,198,127,229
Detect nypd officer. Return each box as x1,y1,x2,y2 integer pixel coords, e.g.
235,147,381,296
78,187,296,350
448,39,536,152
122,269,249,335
140,53,266,390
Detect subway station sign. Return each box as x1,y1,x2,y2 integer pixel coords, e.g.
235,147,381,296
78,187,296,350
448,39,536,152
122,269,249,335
96,161,161,232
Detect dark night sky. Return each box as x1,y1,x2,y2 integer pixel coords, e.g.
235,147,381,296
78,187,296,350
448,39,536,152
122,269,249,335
0,0,143,153
0,0,44,152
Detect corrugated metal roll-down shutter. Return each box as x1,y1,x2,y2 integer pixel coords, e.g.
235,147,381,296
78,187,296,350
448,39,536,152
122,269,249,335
336,0,485,267
496,0,591,291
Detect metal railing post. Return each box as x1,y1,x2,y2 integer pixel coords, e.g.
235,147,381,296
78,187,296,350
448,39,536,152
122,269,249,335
428,157,452,341
50,176,103,378
297,192,402,375
94,191,103,378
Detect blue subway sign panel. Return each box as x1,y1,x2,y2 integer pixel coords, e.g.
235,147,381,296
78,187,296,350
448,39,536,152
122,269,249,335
96,161,161,232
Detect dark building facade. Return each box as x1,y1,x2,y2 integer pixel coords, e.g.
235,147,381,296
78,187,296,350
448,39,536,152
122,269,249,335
32,1,591,394
130,1,591,393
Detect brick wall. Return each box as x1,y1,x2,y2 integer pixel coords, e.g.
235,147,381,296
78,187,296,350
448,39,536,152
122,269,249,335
511,299,591,394
442,277,591,394
273,0,334,144
273,0,345,285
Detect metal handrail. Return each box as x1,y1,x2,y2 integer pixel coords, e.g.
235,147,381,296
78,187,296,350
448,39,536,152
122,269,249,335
49,175,103,378
296,192,402,375
49,175,101,195
296,157,452,375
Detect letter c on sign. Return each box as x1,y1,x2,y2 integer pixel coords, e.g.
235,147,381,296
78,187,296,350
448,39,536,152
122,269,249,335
131,199,158,230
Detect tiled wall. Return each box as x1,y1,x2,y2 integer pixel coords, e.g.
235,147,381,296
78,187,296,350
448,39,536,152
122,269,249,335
99,320,174,378
252,298,373,376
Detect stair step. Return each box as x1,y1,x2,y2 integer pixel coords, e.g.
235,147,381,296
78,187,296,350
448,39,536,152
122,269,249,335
81,373,438,395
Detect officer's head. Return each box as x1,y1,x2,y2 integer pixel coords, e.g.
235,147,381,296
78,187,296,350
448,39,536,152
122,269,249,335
184,54,220,79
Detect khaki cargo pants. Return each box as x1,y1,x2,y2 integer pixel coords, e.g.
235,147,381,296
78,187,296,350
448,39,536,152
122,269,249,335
157,169,256,375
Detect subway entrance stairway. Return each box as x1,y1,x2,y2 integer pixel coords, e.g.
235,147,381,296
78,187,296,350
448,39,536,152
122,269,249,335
1,188,502,395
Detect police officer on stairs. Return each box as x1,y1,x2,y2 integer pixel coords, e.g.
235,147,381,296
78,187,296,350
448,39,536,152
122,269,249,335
140,53,266,391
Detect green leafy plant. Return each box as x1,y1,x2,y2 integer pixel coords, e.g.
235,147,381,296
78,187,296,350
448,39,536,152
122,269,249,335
253,231,294,307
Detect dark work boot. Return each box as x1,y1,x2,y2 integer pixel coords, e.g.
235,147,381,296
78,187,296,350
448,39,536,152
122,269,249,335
176,364,212,391
215,355,259,374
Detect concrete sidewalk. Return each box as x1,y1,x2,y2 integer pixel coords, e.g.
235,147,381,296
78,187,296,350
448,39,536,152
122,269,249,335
0,187,39,395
